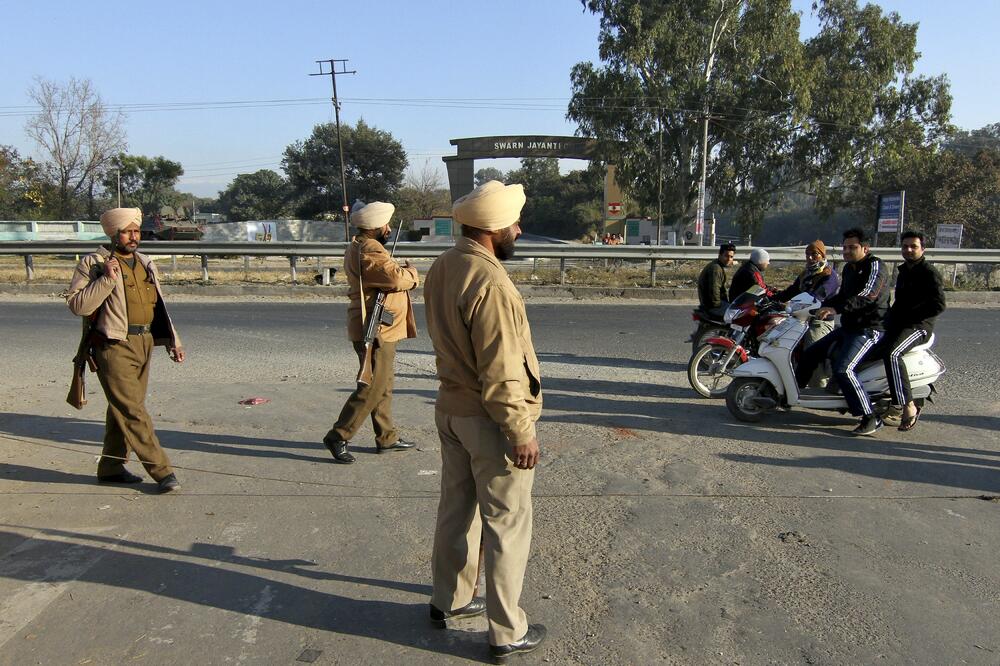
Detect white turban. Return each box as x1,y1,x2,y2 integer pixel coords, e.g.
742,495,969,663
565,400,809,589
452,181,526,231
351,200,394,230
100,208,142,236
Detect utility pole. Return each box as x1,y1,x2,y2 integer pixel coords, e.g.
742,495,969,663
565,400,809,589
695,110,709,247
657,112,663,245
116,168,121,207
311,58,356,241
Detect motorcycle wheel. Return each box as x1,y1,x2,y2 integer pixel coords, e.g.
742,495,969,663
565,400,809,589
691,325,728,355
725,377,776,422
688,343,740,398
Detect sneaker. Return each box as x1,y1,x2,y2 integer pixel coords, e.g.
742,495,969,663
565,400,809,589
851,415,883,436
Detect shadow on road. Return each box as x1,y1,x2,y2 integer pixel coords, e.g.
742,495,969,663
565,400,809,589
0,412,330,465
0,526,488,662
716,415,1000,494
537,351,685,373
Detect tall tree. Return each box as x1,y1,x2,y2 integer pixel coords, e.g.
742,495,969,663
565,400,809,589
504,158,605,239
100,154,184,216
24,77,127,219
218,169,291,221
568,0,951,236
474,167,505,187
282,119,407,220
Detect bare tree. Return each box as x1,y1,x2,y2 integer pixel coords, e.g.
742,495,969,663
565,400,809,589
25,77,126,218
395,159,450,224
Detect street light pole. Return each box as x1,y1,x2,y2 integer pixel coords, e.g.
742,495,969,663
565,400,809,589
311,59,356,241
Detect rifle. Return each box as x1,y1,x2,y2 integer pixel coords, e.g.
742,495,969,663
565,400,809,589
356,223,403,387
67,314,99,409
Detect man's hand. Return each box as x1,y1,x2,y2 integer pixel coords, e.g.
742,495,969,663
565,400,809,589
815,306,836,320
169,347,186,363
510,437,540,470
105,257,121,281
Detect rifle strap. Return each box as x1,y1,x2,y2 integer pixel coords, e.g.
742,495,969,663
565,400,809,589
357,241,368,326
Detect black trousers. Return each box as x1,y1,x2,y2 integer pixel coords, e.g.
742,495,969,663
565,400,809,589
869,327,929,406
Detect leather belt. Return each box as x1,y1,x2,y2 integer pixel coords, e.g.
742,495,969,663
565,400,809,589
127,324,151,335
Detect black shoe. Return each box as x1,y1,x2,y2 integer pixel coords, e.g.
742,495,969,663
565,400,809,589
377,439,416,454
429,598,487,628
97,470,143,484
851,415,883,436
157,474,180,493
324,439,356,464
490,624,547,663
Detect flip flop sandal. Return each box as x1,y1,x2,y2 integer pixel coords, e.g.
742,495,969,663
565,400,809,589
898,406,922,432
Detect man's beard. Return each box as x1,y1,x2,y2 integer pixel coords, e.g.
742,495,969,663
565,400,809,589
494,229,516,261
377,234,389,246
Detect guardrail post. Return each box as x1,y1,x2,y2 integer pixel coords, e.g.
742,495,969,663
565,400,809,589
650,259,657,287
201,255,209,282
172,255,178,271
532,257,539,277
952,264,958,288
322,267,332,285
289,255,298,283
24,254,34,281
559,258,566,284
243,255,250,279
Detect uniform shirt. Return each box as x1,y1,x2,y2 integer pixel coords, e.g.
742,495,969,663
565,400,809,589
115,250,157,326
343,236,418,343
424,237,542,446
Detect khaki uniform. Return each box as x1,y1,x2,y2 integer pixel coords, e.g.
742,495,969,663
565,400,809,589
424,236,542,646
66,246,182,481
325,236,418,446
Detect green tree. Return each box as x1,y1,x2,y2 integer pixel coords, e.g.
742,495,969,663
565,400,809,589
504,158,605,238
0,146,47,219
568,0,951,237
282,119,408,219
218,169,291,221
474,167,505,187
101,154,184,216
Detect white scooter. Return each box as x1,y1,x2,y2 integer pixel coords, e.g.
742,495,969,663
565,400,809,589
725,293,946,422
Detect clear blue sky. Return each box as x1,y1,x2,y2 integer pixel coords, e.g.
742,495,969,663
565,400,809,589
1,1,995,198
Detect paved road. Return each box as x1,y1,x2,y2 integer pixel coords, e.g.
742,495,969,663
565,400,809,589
1,298,998,665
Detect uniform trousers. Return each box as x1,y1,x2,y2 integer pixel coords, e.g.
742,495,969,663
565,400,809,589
870,327,929,406
326,339,398,446
796,327,883,416
431,410,535,646
93,332,173,480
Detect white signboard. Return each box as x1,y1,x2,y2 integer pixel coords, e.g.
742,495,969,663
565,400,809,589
935,224,963,249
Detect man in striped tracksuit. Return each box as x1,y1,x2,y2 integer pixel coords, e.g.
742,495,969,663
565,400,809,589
795,228,889,435
874,230,946,432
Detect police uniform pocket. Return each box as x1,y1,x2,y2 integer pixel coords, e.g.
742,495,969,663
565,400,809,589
522,354,541,397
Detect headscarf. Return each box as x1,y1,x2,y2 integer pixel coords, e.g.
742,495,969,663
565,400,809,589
452,180,526,231
100,208,142,237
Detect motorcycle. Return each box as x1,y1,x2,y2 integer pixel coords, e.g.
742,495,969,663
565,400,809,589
688,286,788,398
724,293,945,422
689,308,728,355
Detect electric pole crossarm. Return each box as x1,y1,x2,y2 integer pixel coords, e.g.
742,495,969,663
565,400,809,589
310,58,356,241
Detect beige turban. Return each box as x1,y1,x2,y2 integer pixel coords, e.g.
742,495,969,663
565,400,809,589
351,201,394,230
100,208,142,236
452,181,526,231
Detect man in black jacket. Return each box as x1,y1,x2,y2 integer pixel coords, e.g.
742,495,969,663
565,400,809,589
795,228,889,435
697,242,736,318
875,230,946,432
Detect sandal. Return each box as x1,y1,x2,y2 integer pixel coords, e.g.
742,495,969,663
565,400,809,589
898,406,922,432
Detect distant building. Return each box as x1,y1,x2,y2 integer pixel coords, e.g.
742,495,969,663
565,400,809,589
410,217,455,241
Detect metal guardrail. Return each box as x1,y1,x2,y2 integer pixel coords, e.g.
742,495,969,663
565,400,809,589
2,240,997,285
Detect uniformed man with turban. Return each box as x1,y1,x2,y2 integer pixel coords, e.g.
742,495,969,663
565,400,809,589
66,207,185,493
423,181,546,661
322,201,419,463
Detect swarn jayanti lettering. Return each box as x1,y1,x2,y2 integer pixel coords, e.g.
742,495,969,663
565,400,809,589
493,141,563,151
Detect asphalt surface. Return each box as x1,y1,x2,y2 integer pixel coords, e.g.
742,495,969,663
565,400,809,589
1,298,998,665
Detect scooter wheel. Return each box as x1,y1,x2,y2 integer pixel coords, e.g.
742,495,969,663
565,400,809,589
725,377,775,423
